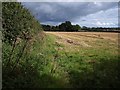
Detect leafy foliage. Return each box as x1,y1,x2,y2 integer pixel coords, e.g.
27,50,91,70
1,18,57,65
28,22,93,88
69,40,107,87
2,2,44,88
42,21,81,32
2,2,42,44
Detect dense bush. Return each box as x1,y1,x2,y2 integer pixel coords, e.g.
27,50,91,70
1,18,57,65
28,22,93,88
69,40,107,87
2,2,44,88
2,2,43,44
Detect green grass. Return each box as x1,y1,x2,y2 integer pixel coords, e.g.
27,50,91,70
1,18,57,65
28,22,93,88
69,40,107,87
3,33,120,88
39,33,120,88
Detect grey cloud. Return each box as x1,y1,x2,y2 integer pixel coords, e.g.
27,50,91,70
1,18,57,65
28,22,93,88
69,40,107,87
21,2,117,24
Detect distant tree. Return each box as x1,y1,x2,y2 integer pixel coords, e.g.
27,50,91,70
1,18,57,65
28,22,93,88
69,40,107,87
51,26,56,31
42,21,82,32
55,26,60,31
82,26,87,30
65,21,73,31
42,25,51,31
72,24,81,31
59,22,66,31
59,21,73,31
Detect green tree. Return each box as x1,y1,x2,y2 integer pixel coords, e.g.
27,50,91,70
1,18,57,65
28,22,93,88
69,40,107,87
65,21,73,31
72,24,81,31
59,22,66,31
59,21,73,31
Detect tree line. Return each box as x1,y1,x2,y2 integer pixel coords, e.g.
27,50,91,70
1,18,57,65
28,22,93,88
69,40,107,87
42,21,119,32
82,26,119,32
42,21,81,32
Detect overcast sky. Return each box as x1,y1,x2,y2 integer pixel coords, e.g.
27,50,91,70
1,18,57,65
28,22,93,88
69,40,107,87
21,2,118,27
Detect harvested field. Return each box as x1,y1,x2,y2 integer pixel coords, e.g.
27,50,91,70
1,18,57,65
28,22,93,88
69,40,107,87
46,32,118,50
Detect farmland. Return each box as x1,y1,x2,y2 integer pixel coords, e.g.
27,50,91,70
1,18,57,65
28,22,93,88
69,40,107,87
40,31,119,88
45,32,118,56
2,2,120,88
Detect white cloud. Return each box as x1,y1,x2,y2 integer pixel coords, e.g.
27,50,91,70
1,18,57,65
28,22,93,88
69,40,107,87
96,21,102,26
75,7,118,27
96,22,115,26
